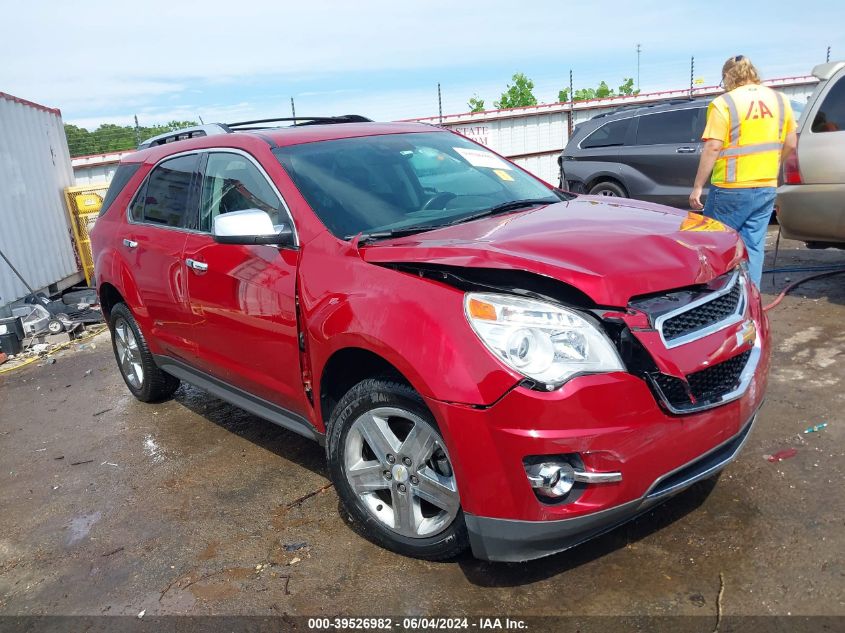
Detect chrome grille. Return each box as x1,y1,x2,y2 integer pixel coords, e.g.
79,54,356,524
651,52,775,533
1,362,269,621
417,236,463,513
662,282,743,341
650,350,754,413
650,270,747,348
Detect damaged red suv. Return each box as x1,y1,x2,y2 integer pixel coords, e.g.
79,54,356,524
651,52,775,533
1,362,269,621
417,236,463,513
91,117,769,562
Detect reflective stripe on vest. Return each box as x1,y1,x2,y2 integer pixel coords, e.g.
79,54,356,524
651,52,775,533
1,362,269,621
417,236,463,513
713,88,786,185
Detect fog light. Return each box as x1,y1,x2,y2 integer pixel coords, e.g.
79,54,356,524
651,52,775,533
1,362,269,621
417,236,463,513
525,462,575,498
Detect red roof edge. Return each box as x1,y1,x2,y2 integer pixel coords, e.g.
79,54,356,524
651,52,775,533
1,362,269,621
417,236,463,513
0,92,62,117
404,75,818,122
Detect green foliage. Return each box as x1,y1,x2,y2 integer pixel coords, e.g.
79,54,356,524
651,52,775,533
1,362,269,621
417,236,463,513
63,120,199,156
557,77,640,103
618,77,640,96
467,95,486,113
494,73,538,109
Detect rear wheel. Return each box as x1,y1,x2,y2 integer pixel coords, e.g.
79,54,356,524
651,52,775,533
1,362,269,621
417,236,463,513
589,181,627,198
109,303,179,402
327,378,468,560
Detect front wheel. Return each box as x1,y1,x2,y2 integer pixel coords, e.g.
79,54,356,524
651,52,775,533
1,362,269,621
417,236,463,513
327,378,469,560
589,181,627,197
109,303,180,402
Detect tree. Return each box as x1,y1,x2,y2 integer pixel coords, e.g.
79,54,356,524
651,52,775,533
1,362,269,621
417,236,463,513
494,73,538,109
557,77,640,104
618,77,640,96
595,81,613,98
467,95,486,113
63,120,199,156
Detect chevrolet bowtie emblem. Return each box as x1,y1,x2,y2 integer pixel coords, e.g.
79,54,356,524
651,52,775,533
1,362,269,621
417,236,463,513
736,321,757,348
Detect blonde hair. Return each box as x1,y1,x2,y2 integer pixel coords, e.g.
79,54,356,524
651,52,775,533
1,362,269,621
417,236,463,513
722,55,762,91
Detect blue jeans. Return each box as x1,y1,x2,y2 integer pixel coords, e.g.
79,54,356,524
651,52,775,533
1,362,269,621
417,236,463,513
702,185,776,286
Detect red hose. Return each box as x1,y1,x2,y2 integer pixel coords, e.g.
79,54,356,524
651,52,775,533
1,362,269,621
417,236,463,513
763,269,845,312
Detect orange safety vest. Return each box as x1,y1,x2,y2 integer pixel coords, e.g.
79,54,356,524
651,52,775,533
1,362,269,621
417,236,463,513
710,85,789,187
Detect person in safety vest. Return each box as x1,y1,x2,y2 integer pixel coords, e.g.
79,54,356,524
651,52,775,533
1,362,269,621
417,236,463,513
689,55,798,286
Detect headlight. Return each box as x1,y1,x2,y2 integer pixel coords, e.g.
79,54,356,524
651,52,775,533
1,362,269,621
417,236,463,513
464,293,624,389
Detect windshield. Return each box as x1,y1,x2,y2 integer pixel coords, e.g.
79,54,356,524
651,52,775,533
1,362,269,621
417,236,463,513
273,132,563,239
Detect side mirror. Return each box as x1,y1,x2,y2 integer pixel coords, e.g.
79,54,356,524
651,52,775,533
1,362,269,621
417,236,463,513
212,209,295,246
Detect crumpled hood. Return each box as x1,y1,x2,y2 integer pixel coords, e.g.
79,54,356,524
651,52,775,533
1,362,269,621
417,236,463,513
360,196,744,306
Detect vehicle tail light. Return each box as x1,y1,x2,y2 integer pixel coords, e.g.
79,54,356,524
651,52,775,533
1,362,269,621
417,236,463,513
783,151,802,185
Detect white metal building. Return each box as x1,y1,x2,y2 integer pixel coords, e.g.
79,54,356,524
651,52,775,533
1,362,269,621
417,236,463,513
70,76,819,190
410,75,819,185
0,92,82,305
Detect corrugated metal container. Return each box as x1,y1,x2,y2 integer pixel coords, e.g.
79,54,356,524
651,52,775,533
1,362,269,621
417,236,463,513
0,93,81,305
413,76,819,185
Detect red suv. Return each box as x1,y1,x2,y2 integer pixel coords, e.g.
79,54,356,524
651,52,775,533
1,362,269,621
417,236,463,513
91,117,770,562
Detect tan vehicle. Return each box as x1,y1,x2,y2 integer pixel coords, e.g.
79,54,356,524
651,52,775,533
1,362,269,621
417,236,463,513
777,61,845,247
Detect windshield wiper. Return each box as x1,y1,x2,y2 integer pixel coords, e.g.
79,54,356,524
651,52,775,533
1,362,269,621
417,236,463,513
347,225,443,243
441,198,556,227
348,198,557,243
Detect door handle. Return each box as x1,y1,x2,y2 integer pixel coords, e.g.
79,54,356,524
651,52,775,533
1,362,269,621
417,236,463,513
186,258,209,272
122,239,138,248
676,147,697,153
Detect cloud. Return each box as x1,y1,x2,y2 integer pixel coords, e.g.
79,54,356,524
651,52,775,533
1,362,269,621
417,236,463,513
3,0,842,124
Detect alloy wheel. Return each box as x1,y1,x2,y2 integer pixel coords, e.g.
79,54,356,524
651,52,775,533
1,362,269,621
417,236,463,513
344,407,460,538
114,317,144,389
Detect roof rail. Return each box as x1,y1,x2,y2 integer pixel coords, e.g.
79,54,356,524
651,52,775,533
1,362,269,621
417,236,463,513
138,123,231,149
226,115,372,129
589,97,705,120
137,115,373,149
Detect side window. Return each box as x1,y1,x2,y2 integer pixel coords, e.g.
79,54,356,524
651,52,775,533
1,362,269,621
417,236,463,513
581,119,629,149
140,154,200,228
635,109,702,145
99,163,141,217
811,77,845,133
199,153,281,233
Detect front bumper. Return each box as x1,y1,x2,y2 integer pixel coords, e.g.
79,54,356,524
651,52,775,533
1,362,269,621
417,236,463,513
424,291,769,562
464,410,758,562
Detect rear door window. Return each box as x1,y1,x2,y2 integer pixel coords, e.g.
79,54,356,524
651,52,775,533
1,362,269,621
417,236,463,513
139,154,200,228
811,76,845,133
635,108,704,145
581,119,630,148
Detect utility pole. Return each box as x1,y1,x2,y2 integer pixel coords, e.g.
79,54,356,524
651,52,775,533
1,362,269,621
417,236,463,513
636,44,641,91
291,97,296,125
689,56,695,97
827,46,831,63
133,115,141,148
567,69,574,138
437,83,443,124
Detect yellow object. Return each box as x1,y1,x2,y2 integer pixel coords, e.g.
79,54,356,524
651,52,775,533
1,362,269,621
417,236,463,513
493,169,514,182
64,184,108,285
704,84,796,188
679,213,728,232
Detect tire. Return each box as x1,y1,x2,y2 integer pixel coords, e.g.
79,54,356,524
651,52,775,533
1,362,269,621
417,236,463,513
326,378,469,560
589,180,627,198
47,318,65,335
109,303,180,402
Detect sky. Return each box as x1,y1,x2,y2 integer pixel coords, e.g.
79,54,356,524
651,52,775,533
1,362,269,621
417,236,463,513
2,0,844,130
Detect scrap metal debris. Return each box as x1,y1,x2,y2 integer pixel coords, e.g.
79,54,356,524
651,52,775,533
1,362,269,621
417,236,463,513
284,483,334,509
803,423,828,434
765,448,798,463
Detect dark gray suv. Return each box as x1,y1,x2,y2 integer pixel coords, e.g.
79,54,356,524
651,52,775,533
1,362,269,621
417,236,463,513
559,99,709,208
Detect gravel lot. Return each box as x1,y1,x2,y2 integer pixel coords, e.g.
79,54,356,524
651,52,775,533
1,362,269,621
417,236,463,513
1,229,842,627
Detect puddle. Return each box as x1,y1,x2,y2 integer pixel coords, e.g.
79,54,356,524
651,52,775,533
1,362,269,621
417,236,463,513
143,434,165,464
66,511,102,545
